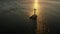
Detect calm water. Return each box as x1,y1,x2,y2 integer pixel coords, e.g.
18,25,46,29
0,0,60,34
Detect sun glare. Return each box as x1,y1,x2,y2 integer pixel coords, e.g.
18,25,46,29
29,0,39,16
34,0,39,15
34,0,38,9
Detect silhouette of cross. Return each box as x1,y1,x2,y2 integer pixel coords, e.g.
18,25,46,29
34,8,37,15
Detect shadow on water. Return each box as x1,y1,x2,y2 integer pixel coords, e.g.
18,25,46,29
29,19,37,34
29,14,37,34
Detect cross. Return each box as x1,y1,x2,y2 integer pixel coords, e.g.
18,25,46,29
34,8,37,15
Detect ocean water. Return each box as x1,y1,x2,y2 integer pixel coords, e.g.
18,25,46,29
0,0,60,34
